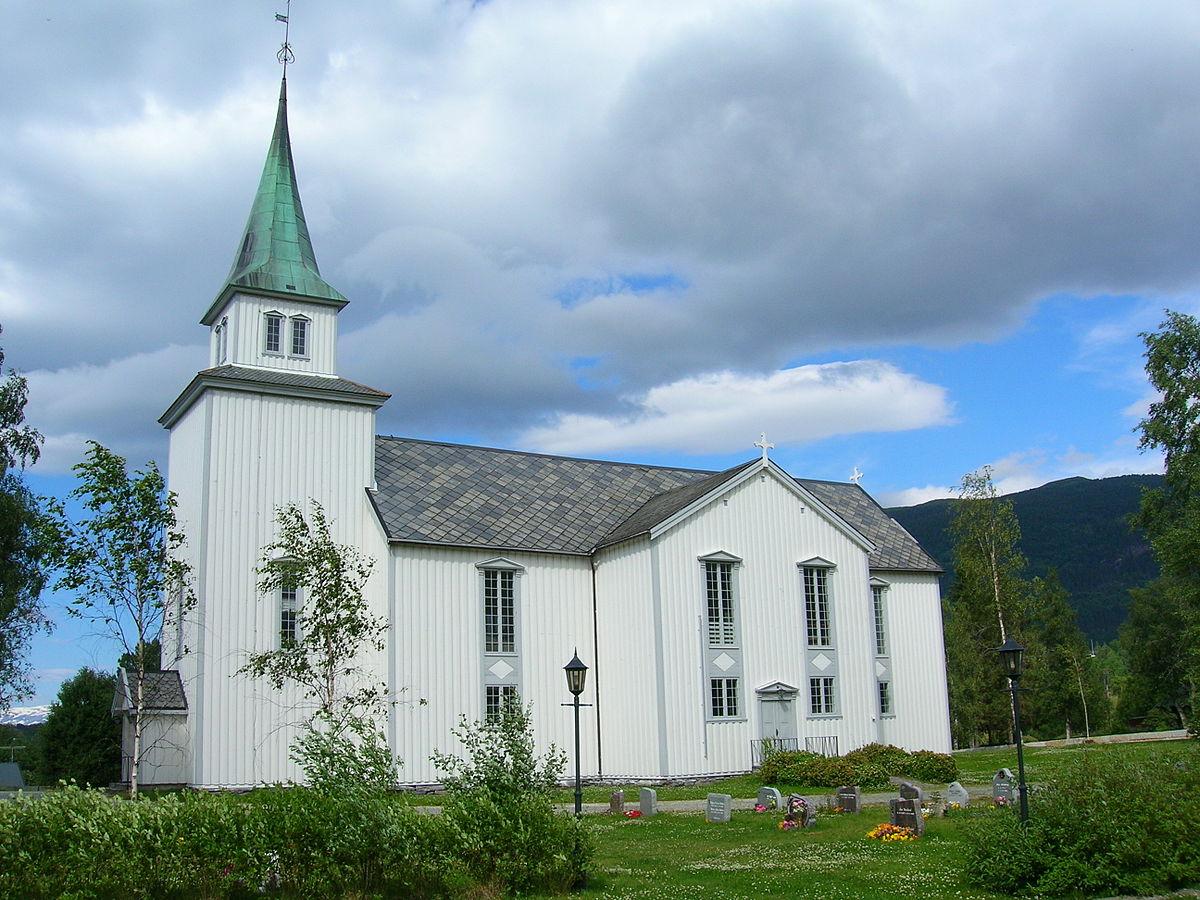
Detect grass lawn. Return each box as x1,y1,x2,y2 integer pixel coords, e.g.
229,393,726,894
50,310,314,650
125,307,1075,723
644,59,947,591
551,808,1004,900
542,738,1189,805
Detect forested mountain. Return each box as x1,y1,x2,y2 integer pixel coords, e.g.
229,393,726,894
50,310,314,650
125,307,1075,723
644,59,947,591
887,474,1162,642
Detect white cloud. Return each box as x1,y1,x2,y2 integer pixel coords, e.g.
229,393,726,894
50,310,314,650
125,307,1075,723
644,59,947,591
25,344,204,473
877,484,958,507
520,361,952,456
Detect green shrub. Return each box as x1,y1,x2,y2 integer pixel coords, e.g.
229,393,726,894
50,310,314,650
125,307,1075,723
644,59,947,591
963,747,1200,897
759,743,956,789
432,698,593,894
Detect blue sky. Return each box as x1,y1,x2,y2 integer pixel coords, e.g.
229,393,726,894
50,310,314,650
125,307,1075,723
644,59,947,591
3,0,1194,710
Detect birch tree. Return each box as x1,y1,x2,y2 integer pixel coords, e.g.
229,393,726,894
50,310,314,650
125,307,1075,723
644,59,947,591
238,502,394,789
943,466,1027,746
42,442,193,796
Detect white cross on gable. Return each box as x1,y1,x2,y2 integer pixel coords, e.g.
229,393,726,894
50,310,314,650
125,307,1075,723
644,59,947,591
754,433,774,462
850,467,864,484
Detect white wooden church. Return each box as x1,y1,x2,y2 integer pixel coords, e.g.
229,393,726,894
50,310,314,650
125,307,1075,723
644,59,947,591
137,75,952,788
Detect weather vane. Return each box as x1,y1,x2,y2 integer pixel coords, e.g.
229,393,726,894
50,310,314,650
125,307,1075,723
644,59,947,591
276,0,295,69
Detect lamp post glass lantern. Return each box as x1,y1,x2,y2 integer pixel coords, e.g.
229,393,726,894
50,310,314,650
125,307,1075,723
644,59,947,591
564,651,588,816
996,637,1030,824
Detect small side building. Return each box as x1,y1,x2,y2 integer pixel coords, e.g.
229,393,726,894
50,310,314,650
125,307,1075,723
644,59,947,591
112,669,190,787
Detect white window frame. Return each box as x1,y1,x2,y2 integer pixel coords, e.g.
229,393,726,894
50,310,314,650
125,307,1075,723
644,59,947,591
710,677,740,718
483,568,517,655
803,565,833,648
485,684,518,722
705,560,736,647
872,584,888,656
289,315,310,358
878,680,893,716
809,676,836,716
279,577,299,647
264,312,284,355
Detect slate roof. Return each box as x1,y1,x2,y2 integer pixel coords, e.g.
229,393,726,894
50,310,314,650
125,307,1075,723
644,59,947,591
113,670,188,714
371,437,714,554
798,479,942,572
370,437,941,571
160,365,389,427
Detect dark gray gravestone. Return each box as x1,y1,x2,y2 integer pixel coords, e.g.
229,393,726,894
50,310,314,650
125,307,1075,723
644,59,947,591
889,798,925,836
706,792,732,823
945,781,969,808
756,786,782,810
639,787,658,817
898,780,926,804
835,785,861,813
992,769,1014,805
610,790,625,815
0,763,23,789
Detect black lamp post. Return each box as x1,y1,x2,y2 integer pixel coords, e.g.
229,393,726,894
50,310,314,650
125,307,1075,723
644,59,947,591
997,636,1030,824
564,651,588,817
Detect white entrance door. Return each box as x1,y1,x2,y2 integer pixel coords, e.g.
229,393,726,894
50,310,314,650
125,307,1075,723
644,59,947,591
759,697,797,743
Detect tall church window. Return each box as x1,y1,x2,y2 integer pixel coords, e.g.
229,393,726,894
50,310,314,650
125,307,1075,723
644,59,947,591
290,316,309,357
872,585,888,656
279,577,298,647
705,561,736,646
483,569,516,654
264,312,283,354
803,566,832,647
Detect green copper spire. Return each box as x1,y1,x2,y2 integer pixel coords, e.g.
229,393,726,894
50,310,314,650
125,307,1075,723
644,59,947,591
203,75,347,324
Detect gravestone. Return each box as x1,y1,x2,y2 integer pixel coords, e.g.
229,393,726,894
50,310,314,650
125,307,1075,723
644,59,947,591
609,790,625,815
706,792,732,823
992,769,1014,805
0,763,24,790
898,780,926,804
639,787,658,817
888,797,925,837
835,785,861,813
786,793,818,828
946,781,969,808
757,786,782,810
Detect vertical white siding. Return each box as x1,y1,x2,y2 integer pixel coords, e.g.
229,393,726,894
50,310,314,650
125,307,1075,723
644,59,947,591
224,293,339,375
184,389,384,788
389,547,596,784
873,571,952,752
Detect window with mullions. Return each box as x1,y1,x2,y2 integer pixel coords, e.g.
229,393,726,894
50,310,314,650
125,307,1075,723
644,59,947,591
809,676,836,715
264,313,283,354
710,677,739,718
878,680,893,716
483,569,516,654
803,566,831,647
485,684,518,722
872,585,888,656
280,577,298,647
290,316,309,357
705,561,736,646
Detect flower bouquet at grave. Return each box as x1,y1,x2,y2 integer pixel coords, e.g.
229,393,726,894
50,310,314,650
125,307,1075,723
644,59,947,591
866,823,917,842
624,810,642,818
779,795,815,830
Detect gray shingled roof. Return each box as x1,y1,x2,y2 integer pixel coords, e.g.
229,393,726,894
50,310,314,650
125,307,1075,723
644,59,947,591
798,479,943,572
192,365,389,399
370,437,940,571
160,365,390,428
113,670,188,713
371,437,714,554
